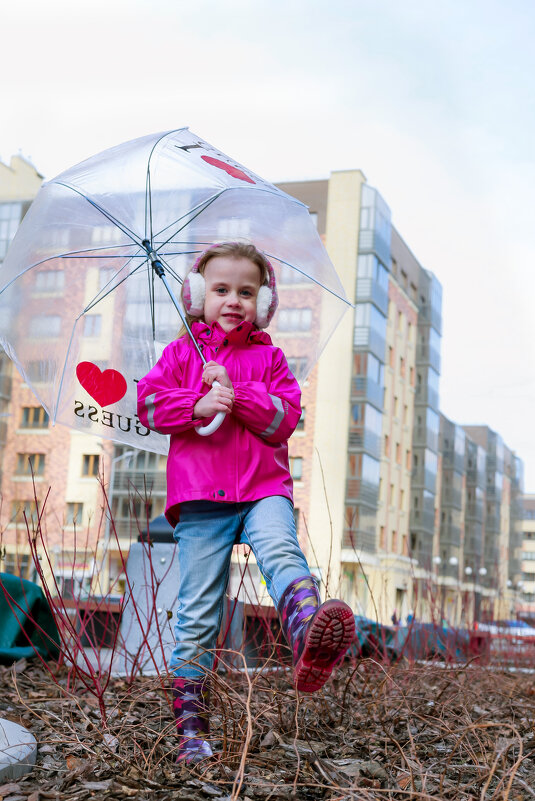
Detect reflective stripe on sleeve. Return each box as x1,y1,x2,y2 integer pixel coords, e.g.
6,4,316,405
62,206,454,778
144,393,167,434
260,394,285,438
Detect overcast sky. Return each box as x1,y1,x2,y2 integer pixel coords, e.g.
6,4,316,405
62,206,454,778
3,0,535,488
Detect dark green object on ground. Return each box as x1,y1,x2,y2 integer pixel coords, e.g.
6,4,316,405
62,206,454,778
0,572,60,664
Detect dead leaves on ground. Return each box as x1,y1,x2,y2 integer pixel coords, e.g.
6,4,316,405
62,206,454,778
1,660,535,799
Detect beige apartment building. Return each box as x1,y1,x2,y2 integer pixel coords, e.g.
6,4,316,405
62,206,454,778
517,494,535,620
277,170,524,625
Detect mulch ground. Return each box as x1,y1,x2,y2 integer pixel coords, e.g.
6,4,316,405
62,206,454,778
1,655,535,800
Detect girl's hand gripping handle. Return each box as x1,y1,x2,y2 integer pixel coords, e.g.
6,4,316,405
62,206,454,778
196,380,226,436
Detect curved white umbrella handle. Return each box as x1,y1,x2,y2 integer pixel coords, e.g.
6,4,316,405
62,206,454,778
196,380,227,436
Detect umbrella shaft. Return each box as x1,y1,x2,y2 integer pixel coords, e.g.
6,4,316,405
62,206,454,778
142,239,207,366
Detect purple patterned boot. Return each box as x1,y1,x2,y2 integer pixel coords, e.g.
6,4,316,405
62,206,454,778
172,678,213,764
278,575,355,693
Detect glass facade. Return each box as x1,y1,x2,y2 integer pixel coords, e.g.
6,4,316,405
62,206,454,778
464,439,485,573
409,269,442,568
344,185,390,552
438,416,465,577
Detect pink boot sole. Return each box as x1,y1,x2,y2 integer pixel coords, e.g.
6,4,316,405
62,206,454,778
294,599,355,692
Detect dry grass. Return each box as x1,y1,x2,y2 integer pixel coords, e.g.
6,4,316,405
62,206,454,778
2,653,535,800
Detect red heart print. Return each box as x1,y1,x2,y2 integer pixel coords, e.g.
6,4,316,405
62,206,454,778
201,155,256,184
76,362,127,407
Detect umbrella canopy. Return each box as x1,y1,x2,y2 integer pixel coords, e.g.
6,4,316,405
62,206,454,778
0,128,352,454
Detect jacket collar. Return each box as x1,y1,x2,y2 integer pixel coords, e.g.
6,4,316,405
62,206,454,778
192,320,273,347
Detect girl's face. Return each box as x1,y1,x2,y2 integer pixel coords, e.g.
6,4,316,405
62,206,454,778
203,255,262,332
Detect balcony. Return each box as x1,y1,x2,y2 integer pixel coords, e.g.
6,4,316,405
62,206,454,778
465,500,484,522
413,426,439,451
355,278,388,315
417,303,442,334
486,514,501,534
441,450,465,473
113,470,167,494
415,380,439,411
351,376,383,411
358,229,391,269
342,526,376,553
345,478,379,506
439,522,461,547
410,506,435,535
416,341,441,373
466,468,486,488
411,467,437,493
441,486,463,509
354,328,386,362
347,429,381,459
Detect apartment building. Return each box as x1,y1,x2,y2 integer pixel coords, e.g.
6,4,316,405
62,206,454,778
0,156,114,591
276,171,524,625
516,494,535,620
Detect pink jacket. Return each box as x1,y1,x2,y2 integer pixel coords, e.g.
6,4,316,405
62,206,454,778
137,320,301,527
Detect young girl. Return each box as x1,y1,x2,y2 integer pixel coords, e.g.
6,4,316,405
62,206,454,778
137,242,355,764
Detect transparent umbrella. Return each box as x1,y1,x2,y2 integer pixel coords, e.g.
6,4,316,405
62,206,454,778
0,128,352,454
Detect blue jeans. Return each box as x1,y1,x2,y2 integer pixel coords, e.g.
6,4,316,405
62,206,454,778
169,496,311,678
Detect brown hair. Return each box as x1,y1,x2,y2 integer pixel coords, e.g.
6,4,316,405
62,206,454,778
177,241,271,338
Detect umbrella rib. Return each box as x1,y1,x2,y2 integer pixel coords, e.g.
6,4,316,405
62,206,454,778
54,181,142,245
53,317,83,424
263,252,354,308
152,191,226,250
82,259,148,314
143,127,191,249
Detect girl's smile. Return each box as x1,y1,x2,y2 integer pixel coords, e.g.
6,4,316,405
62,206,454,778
203,255,262,333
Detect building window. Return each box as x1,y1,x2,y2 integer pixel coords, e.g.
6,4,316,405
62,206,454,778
0,552,31,578
279,264,309,284
0,202,23,260
289,456,303,481
99,267,115,290
16,453,45,476
296,408,305,431
20,406,49,429
66,502,84,525
34,270,65,293
278,308,312,332
293,507,300,533
82,454,100,477
25,362,46,383
29,315,61,338
287,357,307,377
83,314,102,337
10,500,38,526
